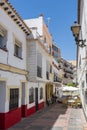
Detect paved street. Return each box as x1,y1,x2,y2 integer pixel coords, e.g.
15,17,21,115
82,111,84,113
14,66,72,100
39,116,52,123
8,103,87,130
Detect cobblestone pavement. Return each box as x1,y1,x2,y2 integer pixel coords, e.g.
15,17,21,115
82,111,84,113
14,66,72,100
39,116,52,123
8,103,87,130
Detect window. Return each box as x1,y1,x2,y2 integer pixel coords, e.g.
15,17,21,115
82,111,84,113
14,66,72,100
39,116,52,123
54,52,58,58
0,25,7,50
49,46,52,54
9,88,19,110
29,87,34,103
82,81,84,95
14,39,22,58
86,74,87,84
40,87,43,99
37,66,42,78
85,89,87,104
46,71,49,80
82,81,84,88
44,37,46,43
50,65,52,73
79,56,81,67
52,45,58,52
46,61,50,79
37,53,42,78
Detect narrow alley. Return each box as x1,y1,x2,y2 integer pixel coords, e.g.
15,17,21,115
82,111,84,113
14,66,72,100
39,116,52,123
1,1,87,130
8,103,87,130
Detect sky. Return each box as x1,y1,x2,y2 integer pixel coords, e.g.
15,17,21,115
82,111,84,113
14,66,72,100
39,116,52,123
9,0,77,60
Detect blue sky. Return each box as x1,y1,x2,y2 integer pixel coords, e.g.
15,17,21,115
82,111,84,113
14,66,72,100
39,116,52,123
9,0,77,60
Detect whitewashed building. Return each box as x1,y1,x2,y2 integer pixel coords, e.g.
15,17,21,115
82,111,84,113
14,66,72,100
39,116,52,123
0,0,31,129
0,0,63,129
77,0,87,119
25,14,54,110
0,1,55,128
52,58,62,97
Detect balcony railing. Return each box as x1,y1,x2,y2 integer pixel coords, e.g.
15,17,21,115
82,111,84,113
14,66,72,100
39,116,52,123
70,66,73,70
46,71,49,80
54,75,62,82
36,32,52,54
28,28,52,54
37,66,42,78
64,68,73,74
64,73,68,78
64,63,68,67
70,75,74,79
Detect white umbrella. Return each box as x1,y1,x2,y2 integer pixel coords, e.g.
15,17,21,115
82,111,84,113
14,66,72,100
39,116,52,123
62,86,79,91
62,86,80,96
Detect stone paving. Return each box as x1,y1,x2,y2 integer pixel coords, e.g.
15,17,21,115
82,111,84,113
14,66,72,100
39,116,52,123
8,103,87,130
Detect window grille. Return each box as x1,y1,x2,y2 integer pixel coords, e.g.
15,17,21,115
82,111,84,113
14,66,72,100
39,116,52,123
9,88,19,110
0,25,7,50
40,87,43,99
29,87,34,103
14,39,22,58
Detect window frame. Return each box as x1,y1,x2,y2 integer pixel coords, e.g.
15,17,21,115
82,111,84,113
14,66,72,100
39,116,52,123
40,87,43,100
29,87,34,104
0,25,7,51
9,88,19,111
14,39,22,59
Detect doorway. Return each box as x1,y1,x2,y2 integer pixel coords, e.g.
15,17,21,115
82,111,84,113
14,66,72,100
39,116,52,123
35,88,38,111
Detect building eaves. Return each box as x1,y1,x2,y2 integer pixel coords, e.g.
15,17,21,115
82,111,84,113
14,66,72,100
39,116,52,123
0,0,31,35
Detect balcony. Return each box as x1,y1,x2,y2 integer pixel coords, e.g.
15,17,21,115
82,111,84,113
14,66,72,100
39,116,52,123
58,64,62,69
64,73,68,78
64,63,68,67
64,68,73,74
54,74,62,83
70,66,73,70
37,66,42,78
29,29,52,54
70,75,74,79
46,71,49,80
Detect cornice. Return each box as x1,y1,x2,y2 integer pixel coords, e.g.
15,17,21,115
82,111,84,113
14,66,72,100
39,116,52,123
0,63,29,75
0,0,31,35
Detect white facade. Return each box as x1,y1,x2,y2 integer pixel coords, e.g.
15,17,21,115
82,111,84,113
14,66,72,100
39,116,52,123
77,0,87,118
0,1,62,129
0,8,27,69
0,5,53,127
25,16,43,36
0,1,31,129
25,15,54,104
0,4,28,113
52,58,62,96
27,82,45,108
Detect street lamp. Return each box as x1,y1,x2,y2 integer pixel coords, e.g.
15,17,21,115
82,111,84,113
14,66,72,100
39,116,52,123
71,21,86,47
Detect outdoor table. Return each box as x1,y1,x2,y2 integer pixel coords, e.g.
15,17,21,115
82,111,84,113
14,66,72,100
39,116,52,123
68,99,75,107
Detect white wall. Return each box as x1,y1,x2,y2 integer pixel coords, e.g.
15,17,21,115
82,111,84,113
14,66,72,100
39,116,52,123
24,16,43,36
0,4,30,114
77,0,87,118
37,43,52,81
0,8,27,70
0,70,26,113
27,41,37,81
27,82,45,109
0,81,7,112
0,70,26,86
